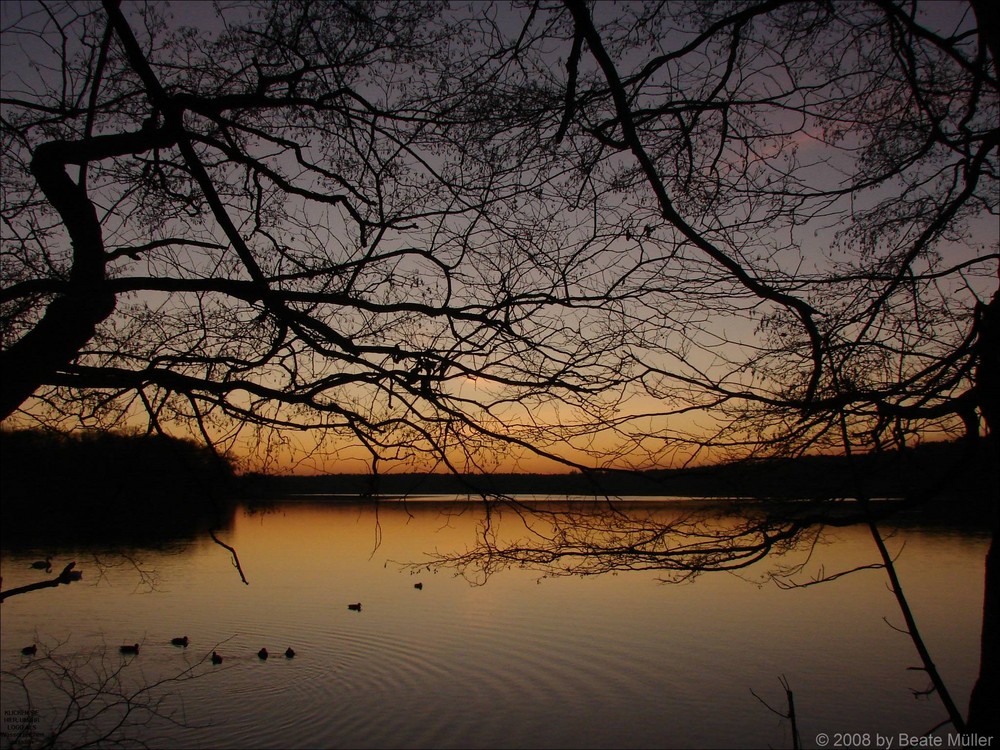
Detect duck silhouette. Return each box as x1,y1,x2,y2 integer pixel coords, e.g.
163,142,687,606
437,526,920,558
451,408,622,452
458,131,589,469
414,582,423,590
21,644,37,656
170,636,189,647
119,643,140,655
284,647,295,658
258,647,269,660
30,556,52,571
211,651,223,665
347,602,362,611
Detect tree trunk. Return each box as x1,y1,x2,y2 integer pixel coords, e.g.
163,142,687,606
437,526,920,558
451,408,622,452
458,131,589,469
0,128,176,420
966,290,999,735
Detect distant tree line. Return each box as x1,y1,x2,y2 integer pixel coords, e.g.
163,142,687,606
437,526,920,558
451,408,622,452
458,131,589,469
238,438,994,507
5,428,989,507
1,429,235,547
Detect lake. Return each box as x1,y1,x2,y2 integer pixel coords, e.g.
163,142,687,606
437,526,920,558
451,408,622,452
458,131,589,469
0,498,990,749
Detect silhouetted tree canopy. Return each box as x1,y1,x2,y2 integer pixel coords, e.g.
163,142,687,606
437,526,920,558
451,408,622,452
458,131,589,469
1,0,995,473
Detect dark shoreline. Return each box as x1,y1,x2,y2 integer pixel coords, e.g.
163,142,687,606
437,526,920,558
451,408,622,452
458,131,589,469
2,431,994,547
235,438,996,504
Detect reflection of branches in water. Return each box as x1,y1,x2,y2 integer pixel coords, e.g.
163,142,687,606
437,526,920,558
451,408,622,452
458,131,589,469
1,637,226,749
771,537,901,590
770,519,970,733
408,496,881,586
410,494,976,733
773,561,886,589
367,504,384,562
89,554,162,593
0,552,181,602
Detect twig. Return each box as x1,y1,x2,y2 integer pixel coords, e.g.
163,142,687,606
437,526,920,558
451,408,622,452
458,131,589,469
750,675,800,749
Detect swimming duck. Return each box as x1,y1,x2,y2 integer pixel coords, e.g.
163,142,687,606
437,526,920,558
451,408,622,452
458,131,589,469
211,651,223,665
30,556,52,571
414,582,423,590
285,647,295,658
258,647,269,660
347,602,362,611
21,644,37,656
171,636,189,647
120,643,140,655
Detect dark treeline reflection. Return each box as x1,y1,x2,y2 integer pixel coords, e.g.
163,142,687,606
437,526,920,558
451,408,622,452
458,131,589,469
1,429,237,550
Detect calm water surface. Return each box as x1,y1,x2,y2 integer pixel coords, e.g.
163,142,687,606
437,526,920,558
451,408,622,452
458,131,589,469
0,499,989,749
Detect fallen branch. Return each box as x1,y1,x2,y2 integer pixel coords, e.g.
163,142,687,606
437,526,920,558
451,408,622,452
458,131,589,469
0,562,84,602
210,530,249,585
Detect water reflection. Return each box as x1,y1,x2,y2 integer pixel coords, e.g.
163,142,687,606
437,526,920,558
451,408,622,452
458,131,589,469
0,500,990,749
0,493,237,553
402,496,990,586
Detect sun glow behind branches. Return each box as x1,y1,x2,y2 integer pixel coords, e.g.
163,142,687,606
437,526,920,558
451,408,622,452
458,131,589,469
1,1,995,475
